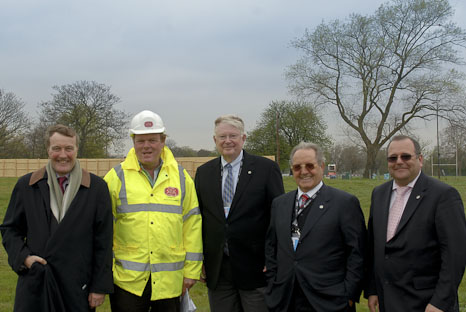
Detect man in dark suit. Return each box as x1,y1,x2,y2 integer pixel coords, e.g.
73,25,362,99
195,115,284,312
366,135,466,312
265,142,366,312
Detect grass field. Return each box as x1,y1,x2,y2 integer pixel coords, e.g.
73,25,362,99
1,176,465,311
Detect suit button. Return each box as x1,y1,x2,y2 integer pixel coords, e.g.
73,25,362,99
385,255,389,259
294,261,298,266
384,280,389,285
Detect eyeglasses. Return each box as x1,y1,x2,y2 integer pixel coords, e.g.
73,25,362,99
387,154,417,163
216,134,240,141
291,163,315,172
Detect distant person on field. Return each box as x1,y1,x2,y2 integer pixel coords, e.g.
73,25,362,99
365,135,466,312
104,110,202,312
1,124,113,311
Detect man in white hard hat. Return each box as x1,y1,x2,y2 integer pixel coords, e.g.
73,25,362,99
104,110,202,312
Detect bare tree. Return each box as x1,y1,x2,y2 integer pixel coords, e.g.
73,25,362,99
0,89,29,158
287,0,466,177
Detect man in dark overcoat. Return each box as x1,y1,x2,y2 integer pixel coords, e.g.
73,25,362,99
1,124,113,311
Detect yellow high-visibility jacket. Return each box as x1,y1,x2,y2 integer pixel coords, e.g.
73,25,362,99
104,146,202,300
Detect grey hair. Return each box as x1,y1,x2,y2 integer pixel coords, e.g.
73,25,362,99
214,115,245,135
388,135,422,156
289,142,325,165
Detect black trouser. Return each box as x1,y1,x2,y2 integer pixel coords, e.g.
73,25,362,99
110,278,180,312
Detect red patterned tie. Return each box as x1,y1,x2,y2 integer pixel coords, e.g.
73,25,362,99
299,193,310,209
58,176,67,194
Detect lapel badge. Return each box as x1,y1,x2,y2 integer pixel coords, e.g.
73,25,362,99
319,205,324,209
248,170,252,174
416,195,421,200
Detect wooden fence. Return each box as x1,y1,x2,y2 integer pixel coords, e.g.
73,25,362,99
0,156,274,178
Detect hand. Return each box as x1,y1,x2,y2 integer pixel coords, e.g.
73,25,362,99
425,303,443,312
263,266,267,273
88,293,105,308
182,277,197,295
348,300,353,307
368,295,379,312
200,264,207,283
24,255,47,269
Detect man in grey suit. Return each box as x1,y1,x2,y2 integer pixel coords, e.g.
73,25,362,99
365,135,466,312
195,115,284,312
265,142,366,312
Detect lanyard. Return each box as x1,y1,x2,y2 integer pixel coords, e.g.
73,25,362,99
291,191,319,238
294,191,318,219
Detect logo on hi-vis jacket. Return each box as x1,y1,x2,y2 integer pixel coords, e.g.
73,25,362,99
164,187,179,197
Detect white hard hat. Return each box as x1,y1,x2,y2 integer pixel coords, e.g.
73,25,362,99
129,110,165,136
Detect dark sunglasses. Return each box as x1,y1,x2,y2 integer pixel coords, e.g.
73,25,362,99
387,154,417,163
292,163,315,172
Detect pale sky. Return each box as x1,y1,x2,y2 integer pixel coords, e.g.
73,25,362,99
1,0,465,153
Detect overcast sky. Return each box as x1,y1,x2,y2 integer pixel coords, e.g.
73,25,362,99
1,0,465,153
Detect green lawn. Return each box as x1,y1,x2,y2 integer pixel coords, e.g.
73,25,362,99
1,176,465,311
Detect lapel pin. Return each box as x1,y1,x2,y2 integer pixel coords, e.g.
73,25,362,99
319,205,324,209
248,171,252,174
416,195,420,199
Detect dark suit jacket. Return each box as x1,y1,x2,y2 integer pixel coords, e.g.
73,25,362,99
365,172,466,312
264,184,367,312
194,150,284,290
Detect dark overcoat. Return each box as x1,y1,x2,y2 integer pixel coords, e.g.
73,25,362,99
1,167,114,312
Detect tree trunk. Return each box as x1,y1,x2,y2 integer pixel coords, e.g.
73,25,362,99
363,146,378,179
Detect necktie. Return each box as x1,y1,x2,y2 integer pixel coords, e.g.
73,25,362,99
58,176,68,194
299,193,310,210
222,164,234,208
386,186,410,241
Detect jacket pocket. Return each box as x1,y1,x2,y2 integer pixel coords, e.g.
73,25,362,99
413,275,437,290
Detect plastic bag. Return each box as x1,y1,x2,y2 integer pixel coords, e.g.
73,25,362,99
180,290,197,312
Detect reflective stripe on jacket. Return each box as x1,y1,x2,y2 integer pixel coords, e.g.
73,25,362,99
104,146,202,300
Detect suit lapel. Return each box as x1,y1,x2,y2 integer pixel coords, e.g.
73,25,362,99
299,184,331,242
376,182,393,243
229,151,253,217
394,173,428,237
276,191,297,255
210,157,226,221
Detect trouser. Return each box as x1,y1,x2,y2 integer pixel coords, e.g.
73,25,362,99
110,278,180,312
208,255,268,312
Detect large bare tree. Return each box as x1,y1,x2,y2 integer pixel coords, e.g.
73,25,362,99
287,0,466,177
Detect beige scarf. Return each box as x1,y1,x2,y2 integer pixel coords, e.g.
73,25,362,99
46,160,82,223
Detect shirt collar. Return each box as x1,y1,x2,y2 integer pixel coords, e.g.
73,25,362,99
298,181,323,199
392,170,421,190
221,150,243,168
